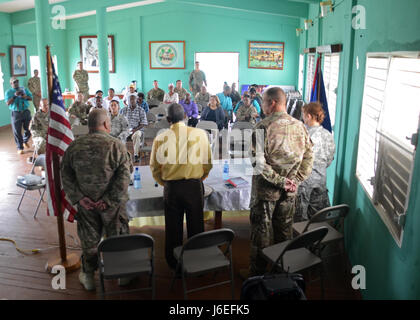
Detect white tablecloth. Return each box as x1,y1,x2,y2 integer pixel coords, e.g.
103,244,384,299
126,158,254,219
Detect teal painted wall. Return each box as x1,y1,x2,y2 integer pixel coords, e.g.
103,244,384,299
2,1,300,125
301,0,420,299
0,11,69,126
65,2,300,95
0,12,13,127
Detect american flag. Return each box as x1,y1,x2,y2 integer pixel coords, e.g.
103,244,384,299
45,58,77,222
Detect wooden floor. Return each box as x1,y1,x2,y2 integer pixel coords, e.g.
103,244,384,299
0,125,361,300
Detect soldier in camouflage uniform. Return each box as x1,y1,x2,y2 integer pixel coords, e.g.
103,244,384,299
147,80,165,109
109,99,130,142
174,80,188,101
29,98,49,155
245,87,314,277
61,109,133,291
189,61,207,97
67,92,89,127
234,94,259,125
296,102,335,221
28,70,42,111
194,86,210,112
72,61,89,102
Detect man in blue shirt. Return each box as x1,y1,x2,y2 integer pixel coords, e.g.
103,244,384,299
136,92,149,114
216,86,233,128
5,77,33,154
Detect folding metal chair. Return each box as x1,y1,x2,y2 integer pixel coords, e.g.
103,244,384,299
261,227,328,299
97,233,155,299
170,228,235,300
16,154,46,218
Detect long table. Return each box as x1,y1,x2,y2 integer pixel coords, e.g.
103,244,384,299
126,158,254,228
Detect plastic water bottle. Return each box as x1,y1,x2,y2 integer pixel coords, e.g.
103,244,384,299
134,167,142,189
223,161,230,180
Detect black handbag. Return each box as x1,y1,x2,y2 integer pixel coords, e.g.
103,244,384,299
240,273,306,300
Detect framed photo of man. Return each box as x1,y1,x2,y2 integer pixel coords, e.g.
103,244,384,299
10,46,27,77
149,41,185,69
248,41,285,70
79,35,115,73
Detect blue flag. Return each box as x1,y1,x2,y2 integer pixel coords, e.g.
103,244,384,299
310,57,332,132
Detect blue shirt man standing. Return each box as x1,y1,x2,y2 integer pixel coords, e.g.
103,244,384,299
5,77,33,154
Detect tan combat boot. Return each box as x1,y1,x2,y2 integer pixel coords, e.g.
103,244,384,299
79,271,96,291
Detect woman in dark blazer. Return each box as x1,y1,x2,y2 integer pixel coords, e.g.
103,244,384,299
200,95,225,131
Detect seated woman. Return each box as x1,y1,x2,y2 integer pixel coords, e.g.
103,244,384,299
163,83,179,104
200,95,225,131
234,93,259,125
296,102,336,221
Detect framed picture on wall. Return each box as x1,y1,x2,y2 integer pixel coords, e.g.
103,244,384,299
10,46,27,77
248,41,285,70
79,35,115,73
149,41,185,69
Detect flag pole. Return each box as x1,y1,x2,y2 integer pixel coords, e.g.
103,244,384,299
46,45,80,273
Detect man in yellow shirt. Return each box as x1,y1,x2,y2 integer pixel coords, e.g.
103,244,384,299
150,103,213,269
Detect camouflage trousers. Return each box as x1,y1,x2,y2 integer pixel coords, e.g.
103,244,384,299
32,136,46,155
295,187,331,222
33,95,41,112
76,204,129,273
249,193,296,276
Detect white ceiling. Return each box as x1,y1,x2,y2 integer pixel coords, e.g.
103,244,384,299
0,0,67,13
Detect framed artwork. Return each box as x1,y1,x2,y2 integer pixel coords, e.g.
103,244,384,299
10,46,27,77
79,35,115,73
149,41,185,69
248,41,285,70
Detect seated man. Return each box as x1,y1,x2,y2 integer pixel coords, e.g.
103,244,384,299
234,93,259,125
109,99,130,143
179,92,199,127
147,80,165,109
216,86,233,127
137,92,149,114
68,92,89,126
29,98,49,155
120,94,148,163
123,84,137,107
87,90,107,110
234,90,261,114
194,85,210,112
89,95,107,113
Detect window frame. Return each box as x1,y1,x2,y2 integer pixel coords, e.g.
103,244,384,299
356,51,420,247
304,53,316,103
322,53,341,129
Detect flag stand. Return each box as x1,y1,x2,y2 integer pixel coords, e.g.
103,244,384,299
45,46,80,273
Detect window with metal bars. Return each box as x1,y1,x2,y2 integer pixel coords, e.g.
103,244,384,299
323,53,340,128
305,54,315,103
356,52,420,246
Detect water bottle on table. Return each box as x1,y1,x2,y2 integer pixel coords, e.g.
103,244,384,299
134,167,142,189
223,160,229,181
